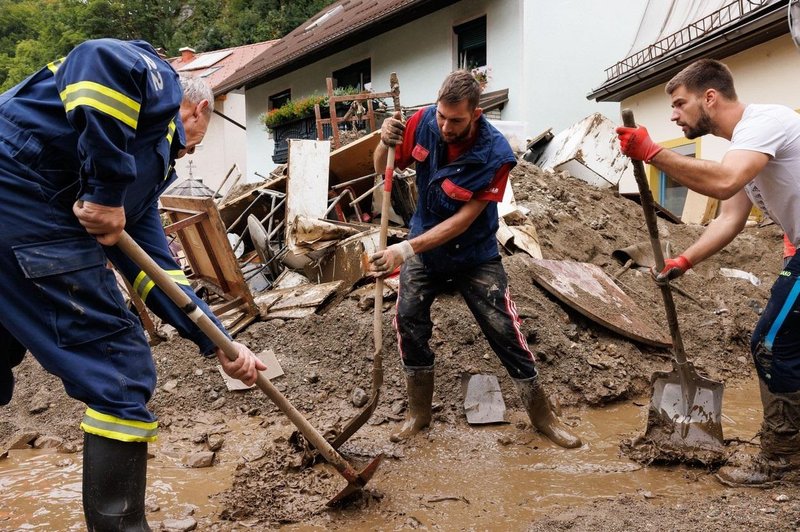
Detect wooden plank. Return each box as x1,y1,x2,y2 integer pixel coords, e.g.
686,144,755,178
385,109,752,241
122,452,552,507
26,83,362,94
329,130,381,183
680,189,713,224
159,195,258,329
164,212,208,234
525,257,672,348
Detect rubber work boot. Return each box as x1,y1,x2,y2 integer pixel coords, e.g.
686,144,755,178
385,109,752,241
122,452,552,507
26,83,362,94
390,365,434,442
514,377,582,449
716,380,800,487
83,433,151,531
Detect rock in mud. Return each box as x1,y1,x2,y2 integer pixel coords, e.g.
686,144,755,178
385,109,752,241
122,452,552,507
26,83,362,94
161,517,197,531
185,451,215,468
351,387,368,407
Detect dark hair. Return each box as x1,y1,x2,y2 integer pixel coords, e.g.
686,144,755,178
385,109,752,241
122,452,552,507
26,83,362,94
665,59,737,100
437,70,481,110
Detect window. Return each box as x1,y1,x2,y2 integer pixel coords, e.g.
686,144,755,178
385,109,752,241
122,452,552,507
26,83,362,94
655,142,695,215
269,89,291,111
455,16,486,70
332,59,371,91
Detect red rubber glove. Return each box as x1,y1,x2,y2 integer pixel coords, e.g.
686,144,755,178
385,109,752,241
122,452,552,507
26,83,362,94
654,255,692,282
616,126,663,163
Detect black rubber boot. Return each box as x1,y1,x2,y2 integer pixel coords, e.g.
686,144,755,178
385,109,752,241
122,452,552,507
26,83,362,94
716,380,800,487
514,377,582,449
83,433,151,531
390,365,434,442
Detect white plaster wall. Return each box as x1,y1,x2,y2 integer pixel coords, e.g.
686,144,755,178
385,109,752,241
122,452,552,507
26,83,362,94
525,0,647,134
618,35,800,192
174,89,249,192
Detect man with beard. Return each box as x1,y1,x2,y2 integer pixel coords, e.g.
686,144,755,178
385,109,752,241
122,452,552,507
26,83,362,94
616,58,800,486
369,70,582,449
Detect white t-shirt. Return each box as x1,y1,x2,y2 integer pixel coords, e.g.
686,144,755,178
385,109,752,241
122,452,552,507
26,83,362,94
731,104,800,246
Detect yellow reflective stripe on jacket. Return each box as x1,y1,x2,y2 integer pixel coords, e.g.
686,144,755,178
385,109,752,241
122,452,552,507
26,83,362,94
47,57,65,75
80,408,158,443
167,270,190,286
133,270,189,302
133,271,156,302
60,81,141,130
166,119,176,145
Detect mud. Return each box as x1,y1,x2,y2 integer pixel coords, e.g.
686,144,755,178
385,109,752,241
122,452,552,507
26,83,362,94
1,161,793,530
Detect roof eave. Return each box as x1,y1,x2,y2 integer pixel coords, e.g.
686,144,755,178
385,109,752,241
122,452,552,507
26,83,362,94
215,0,460,95
588,6,789,103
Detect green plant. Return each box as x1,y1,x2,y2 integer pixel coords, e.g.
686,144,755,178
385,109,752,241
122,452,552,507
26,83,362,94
259,94,327,129
259,86,375,130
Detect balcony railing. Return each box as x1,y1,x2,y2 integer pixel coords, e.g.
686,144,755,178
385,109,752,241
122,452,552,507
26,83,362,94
604,0,771,82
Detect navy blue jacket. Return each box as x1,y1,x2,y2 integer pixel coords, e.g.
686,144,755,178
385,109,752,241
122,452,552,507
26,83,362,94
408,106,516,272
0,38,221,355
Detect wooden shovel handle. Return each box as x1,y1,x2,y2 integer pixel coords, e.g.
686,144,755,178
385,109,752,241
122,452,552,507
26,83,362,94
621,109,688,367
116,231,363,482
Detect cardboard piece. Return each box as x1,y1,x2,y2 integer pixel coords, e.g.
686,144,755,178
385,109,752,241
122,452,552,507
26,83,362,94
218,349,284,391
461,373,507,425
498,219,543,259
255,281,343,319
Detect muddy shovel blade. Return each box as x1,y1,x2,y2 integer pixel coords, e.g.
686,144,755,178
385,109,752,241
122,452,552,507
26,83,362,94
328,453,384,506
647,367,725,450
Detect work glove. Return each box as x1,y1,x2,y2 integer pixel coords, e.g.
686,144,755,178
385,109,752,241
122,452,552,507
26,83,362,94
615,125,663,163
216,341,267,387
653,255,692,282
369,240,414,277
380,111,405,147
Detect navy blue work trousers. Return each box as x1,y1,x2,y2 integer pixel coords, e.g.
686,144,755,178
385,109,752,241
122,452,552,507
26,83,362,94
394,255,537,379
752,253,800,393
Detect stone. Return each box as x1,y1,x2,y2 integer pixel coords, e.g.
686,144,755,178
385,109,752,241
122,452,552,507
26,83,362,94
33,435,64,449
6,431,38,449
207,434,224,452
351,387,368,407
161,517,197,531
185,451,215,468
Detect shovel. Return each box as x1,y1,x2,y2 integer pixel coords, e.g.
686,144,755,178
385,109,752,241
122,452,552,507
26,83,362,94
116,231,381,505
621,109,724,451
330,72,401,449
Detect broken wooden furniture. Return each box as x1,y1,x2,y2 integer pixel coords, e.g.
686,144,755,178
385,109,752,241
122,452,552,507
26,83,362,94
313,77,396,150
159,194,259,335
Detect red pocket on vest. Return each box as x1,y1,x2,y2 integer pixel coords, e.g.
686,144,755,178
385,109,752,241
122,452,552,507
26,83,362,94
412,144,429,162
441,179,473,201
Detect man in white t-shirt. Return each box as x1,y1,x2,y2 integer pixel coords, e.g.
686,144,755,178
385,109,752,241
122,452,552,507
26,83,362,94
616,58,800,487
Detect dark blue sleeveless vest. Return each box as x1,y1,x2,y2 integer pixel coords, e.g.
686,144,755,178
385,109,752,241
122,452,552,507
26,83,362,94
408,106,516,272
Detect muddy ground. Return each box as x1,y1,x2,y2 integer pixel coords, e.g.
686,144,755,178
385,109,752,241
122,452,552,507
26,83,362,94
2,160,798,530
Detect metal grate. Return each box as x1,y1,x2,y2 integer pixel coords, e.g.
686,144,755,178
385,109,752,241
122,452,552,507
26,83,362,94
604,0,770,82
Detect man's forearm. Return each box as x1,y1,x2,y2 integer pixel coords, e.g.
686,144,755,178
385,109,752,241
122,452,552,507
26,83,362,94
373,141,390,174
650,150,732,199
681,192,751,265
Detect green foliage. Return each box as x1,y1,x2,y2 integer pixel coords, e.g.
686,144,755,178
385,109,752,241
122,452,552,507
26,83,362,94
0,0,338,91
259,94,327,129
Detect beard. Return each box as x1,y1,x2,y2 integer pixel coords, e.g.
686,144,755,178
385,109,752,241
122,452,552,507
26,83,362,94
684,107,713,139
441,122,474,144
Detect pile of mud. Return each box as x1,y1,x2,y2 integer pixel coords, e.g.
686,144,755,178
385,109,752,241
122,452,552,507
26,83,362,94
0,160,782,526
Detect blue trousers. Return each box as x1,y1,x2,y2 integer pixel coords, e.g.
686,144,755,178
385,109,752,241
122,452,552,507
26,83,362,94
752,253,800,393
394,256,537,379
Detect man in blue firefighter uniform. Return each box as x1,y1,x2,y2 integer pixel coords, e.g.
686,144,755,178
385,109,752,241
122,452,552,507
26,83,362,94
0,38,265,530
370,70,582,449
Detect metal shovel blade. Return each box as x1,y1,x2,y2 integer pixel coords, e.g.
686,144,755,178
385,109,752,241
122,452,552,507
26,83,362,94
327,454,384,506
647,366,724,450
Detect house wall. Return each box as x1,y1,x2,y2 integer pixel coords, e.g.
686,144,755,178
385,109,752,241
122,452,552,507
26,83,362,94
617,34,800,196
174,89,249,192
245,0,645,180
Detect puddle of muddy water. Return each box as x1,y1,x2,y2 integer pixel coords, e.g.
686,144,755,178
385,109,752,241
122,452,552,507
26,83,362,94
0,378,763,530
